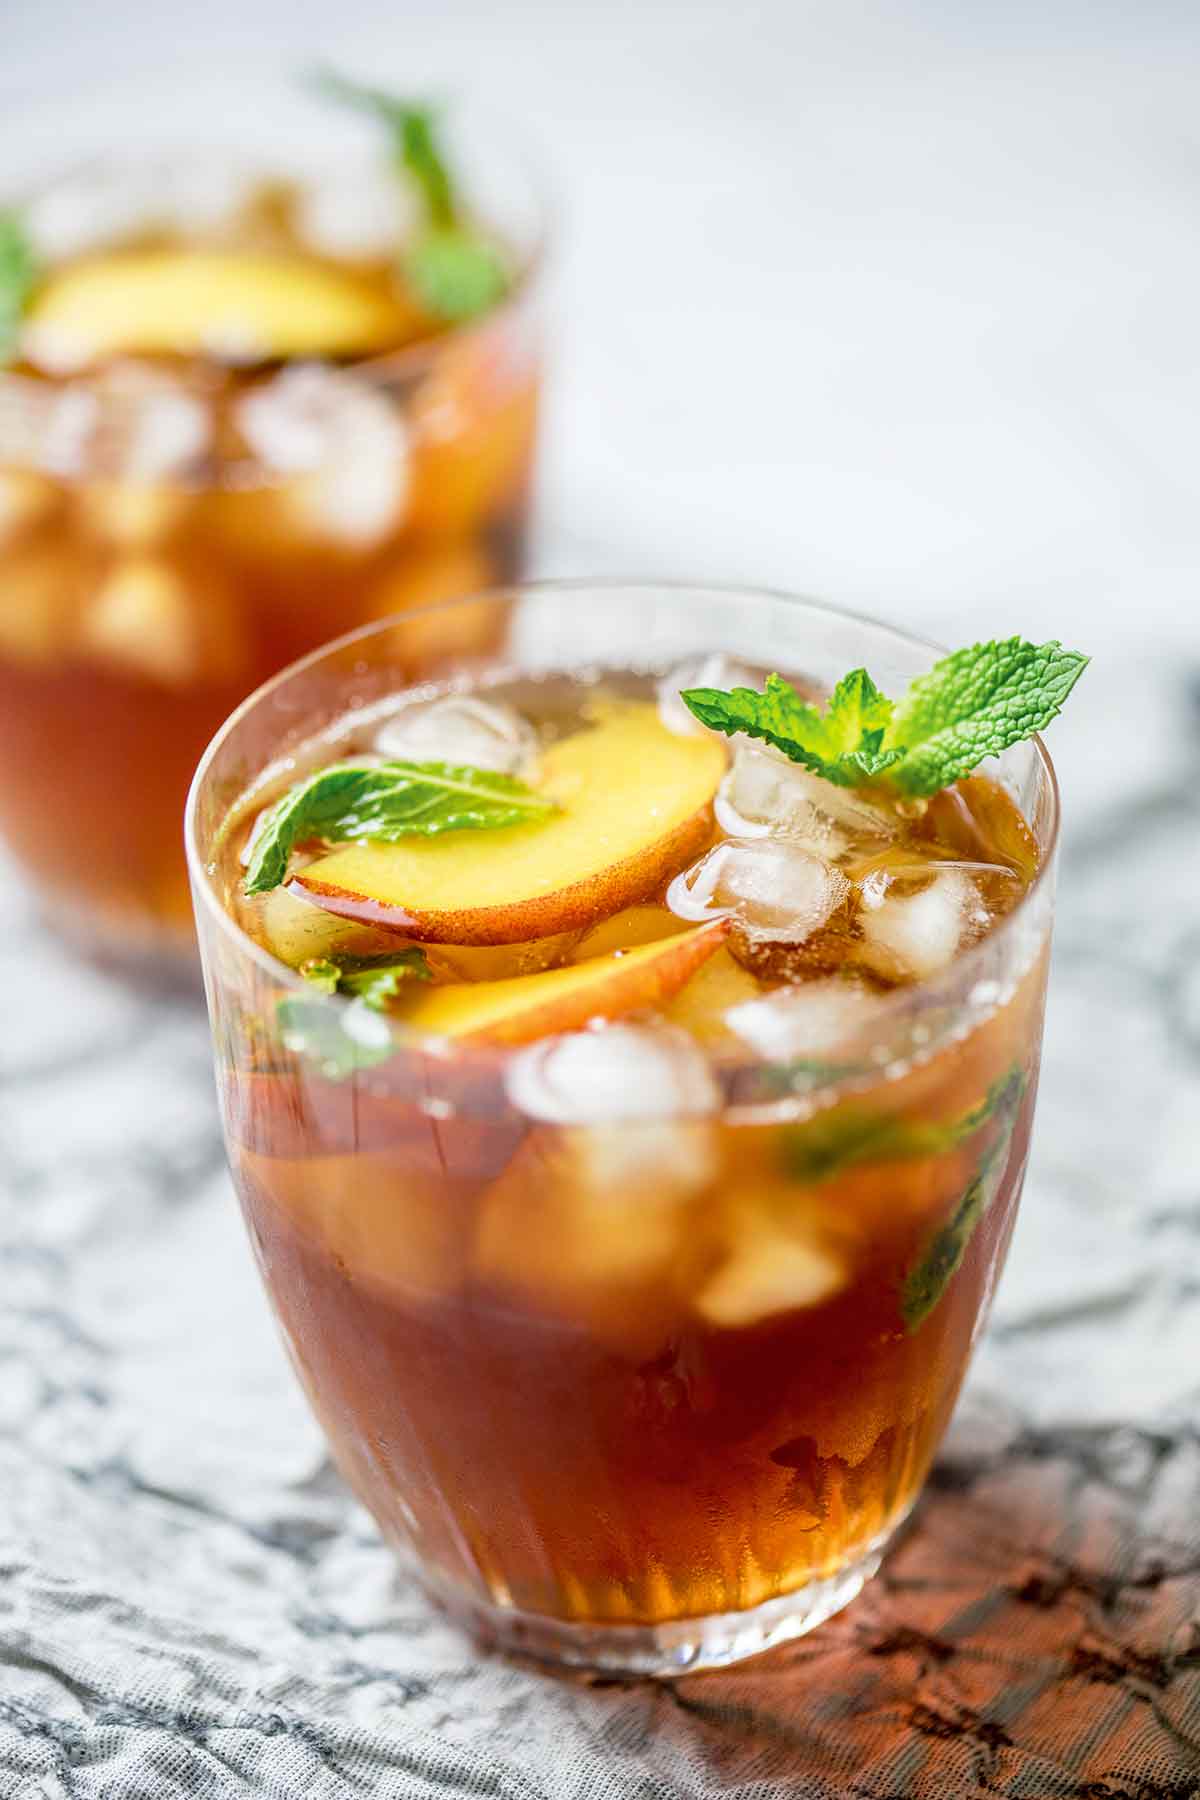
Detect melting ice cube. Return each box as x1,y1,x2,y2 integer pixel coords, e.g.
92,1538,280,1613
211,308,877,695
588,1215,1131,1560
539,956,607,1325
725,978,882,1060
695,1223,846,1327
860,868,983,982
297,170,421,259
374,695,536,777
505,1023,720,1125
715,740,896,855
667,839,849,944
238,365,410,548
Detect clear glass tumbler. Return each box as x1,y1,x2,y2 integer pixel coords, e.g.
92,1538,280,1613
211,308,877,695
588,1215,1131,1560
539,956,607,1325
187,582,1059,1674
0,121,547,981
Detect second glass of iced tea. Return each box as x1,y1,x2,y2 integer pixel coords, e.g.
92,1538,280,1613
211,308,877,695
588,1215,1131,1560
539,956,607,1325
188,583,1058,1674
0,109,546,978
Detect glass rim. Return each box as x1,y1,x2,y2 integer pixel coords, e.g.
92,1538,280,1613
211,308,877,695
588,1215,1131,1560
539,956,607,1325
0,106,555,428
185,579,1061,1114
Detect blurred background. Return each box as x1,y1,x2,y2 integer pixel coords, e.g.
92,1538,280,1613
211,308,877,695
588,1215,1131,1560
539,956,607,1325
7,0,1195,829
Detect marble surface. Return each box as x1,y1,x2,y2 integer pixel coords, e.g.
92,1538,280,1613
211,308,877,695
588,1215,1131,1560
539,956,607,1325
3,0,1200,1792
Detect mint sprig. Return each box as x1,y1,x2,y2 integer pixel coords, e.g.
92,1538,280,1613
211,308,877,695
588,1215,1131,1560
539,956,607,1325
244,760,556,897
682,637,1087,798
300,947,431,1010
0,211,37,362
781,1066,1024,1184
901,1119,1018,1331
311,68,511,322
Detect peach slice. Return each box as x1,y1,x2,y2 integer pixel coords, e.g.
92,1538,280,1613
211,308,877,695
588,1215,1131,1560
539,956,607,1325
295,703,728,944
396,920,728,1047
24,249,412,369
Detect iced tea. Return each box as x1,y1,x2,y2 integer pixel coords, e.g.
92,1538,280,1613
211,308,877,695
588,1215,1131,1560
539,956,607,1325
0,112,544,975
189,587,1062,1672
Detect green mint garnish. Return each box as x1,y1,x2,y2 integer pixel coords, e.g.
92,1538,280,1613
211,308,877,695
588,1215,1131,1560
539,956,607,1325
0,211,37,362
276,996,395,1081
682,637,1087,798
311,68,510,321
405,226,510,322
243,760,556,897
300,947,431,1011
901,1123,1017,1332
781,1066,1024,1184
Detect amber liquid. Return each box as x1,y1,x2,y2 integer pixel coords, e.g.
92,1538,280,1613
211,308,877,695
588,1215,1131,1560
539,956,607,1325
215,676,1048,1628
0,200,539,973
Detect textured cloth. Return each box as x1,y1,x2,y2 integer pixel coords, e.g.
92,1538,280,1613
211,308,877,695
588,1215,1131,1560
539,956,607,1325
3,679,1200,1798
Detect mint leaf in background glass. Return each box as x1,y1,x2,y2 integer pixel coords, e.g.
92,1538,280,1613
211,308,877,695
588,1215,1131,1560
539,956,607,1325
405,226,510,322
243,760,556,897
681,670,904,788
300,947,431,1010
0,211,37,361
682,638,1087,800
310,68,511,321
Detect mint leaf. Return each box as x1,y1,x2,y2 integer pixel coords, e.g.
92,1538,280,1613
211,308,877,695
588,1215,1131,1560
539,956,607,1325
300,947,431,1010
682,637,1086,799
0,211,37,362
901,1121,1017,1331
311,68,510,321
681,670,904,788
883,638,1089,797
276,996,395,1081
781,1066,1024,1183
405,226,509,322
244,760,556,897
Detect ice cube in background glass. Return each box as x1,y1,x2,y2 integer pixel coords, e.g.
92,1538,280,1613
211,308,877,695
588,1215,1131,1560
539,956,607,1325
297,170,421,259
725,978,881,1060
375,695,537,776
715,740,896,855
238,366,410,548
667,839,849,943
506,1023,720,1124
656,654,758,737
860,868,987,982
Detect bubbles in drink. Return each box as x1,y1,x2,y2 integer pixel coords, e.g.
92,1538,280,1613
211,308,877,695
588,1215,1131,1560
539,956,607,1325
505,1022,720,1124
667,838,850,944
375,694,537,776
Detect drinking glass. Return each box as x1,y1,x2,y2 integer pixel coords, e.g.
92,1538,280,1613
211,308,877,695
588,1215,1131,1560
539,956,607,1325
0,121,547,981
187,582,1059,1674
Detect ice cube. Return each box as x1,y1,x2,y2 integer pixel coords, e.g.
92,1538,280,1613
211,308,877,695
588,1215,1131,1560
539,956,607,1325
715,739,896,854
297,169,421,259
667,839,849,944
859,868,983,982
656,653,758,737
238,365,410,549
374,694,536,777
695,1221,846,1328
725,978,882,1060
505,1023,720,1125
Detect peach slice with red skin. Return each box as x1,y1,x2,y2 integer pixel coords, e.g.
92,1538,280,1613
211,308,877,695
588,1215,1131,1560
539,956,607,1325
395,919,728,1047
293,703,727,945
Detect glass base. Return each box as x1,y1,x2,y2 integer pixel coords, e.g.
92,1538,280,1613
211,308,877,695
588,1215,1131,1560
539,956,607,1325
427,1540,888,1677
